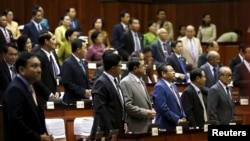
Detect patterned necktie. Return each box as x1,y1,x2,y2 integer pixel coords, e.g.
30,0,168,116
170,85,182,111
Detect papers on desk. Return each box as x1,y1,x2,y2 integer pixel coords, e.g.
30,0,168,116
45,118,66,139
74,117,94,136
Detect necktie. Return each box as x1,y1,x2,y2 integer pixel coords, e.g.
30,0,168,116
124,25,128,32
213,67,218,83
226,87,232,99
134,33,141,51
178,57,189,82
138,80,148,98
114,78,124,109
49,55,59,77
31,87,38,106
71,20,76,28
37,24,41,32
79,60,86,75
4,29,10,43
163,43,169,59
10,66,16,80
198,91,208,121
170,85,182,111
189,39,196,63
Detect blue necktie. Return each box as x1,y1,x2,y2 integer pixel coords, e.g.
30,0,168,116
79,60,86,75
178,57,189,82
213,67,218,83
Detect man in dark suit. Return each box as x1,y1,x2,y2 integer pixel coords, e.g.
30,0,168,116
181,68,208,129
66,7,83,35
3,52,53,141
61,39,92,104
198,40,219,67
23,8,46,48
90,53,126,140
152,63,186,130
229,43,246,73
118,18,144,61
0,14,14,60
166,40,189,83
208,66,235,124
0,43,18,104
200,51,220,88
33,31,60,105
151,28,172,66
233,46,250,98
112,9,130,49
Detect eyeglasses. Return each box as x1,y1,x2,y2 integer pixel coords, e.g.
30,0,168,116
221,74,232,78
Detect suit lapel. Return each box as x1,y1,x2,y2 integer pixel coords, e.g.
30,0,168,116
3,61,12,81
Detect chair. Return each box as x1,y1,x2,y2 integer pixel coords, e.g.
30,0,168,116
45,118,66,141
74,117,94,141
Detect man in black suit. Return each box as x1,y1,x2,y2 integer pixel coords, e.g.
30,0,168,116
233,46,250,98
61,39,92,104
23,8,46,48
66,7,83,35
3,52,53,141
198,40,219,67
112,9,130,49
229,43,246,73
166,40,189,83
90,53,126,140
0,43,18,104
118,18,143,61
0,14,14,60
181,68,208,129
151,28,172,66
33,31,60,105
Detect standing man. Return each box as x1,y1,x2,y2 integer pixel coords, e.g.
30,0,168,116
208,66,235,124
118,18,143,61
152,63,186,130
229,43,246,73
181,25,202,69
198,40,219,67
66,7,83,35
61,39,92,104
120,57,155,133
181,68,208,128
112,9,130,49
3,52,53,141
90,53,126,139
0,43,18,104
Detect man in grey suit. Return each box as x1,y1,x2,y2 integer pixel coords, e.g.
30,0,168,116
207,66,235,125
120,56,155,133
200,51,220,88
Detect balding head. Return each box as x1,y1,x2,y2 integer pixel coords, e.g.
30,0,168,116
207,50,220,67
157,28,168,41
186,25,195,39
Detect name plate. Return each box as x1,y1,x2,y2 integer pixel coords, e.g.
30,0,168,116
229,122,237,125
88,63,97,69
151,127,159,136
153,64,156,70
121,64,127,70
76,101,85,109
176,126,183,134
46,101,55,109
240,98,249,105
204,124,209,132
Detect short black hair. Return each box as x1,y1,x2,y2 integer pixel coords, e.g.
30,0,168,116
157,63,170,78
127,57,141,72
103,53,121,71
38,30,52,45
2,9,12,16
3,43,18,54
91,31,101,44
65,28,78,40
238,43,248,51
190,68,204,82
92,17,105,28
142,45,152,54
119,9,129,20
71,39,84,52
17,35,29,52
102,48,117,58
157,9,165,15
31,8,41,16
15,52,38,73
171,40,182,49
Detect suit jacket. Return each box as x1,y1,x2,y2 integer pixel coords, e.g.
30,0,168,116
0,60,13,104
207,82,235,124
233,62,250,97
112,23,126,49
120,73,152,133
33,49,60,105
90,73,124,139
70,19,83,35
3,76,47,141
200,62,219,88
0,28,14,53
181,84,207,128
118,30,144,61
180,36,202,66
152,79,185,130
61,55,91,104
229,55,242,73
23,22,46,47
198,52,208,68
166,54,188,83
151,40,172,66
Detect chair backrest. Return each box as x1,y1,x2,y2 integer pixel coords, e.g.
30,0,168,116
45,118,66,140
74,117,94,137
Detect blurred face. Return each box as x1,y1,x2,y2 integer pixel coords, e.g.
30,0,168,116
135,60,146,76
25,38,32,52
113,61,123,77
4,47,18,65
95,33,103,44
244,47,250,63
197,71,206,87
186,26,195,39
162,65,175,82
157,11,166,21
219,68,232,85
163,22,170,31
130,19,140,31
45,32,56,50
68,31,79,42
68,8,76,18
122,13,130,24
0,15,7,27
158,28,168,41
173,42,183,55
203,15,211,24
38,7,44,15
62,15,71,27
6,11,14,21
19,57,41,84
33,11,42,23
149,23,157,33
179,26,186,36
78,43,87,59
94,19,103,30
211,41,219,52
209,54,220,67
